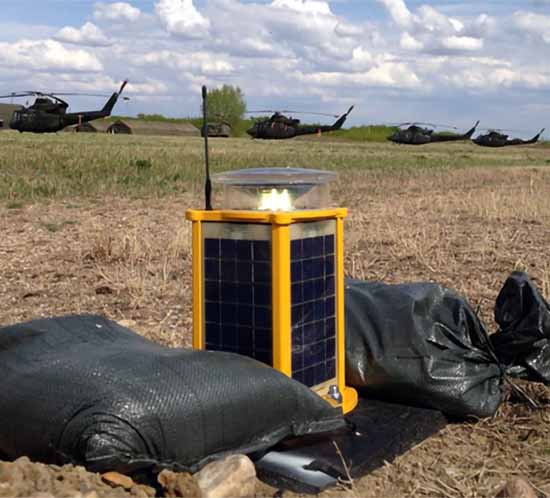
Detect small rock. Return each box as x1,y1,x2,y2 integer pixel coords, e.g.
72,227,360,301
194,455,256,498
101,472,135,490
130,484,157,498
496,477,538,498
158,470,200,498
83,492,99,498
119,319,137,328
95,285,114,295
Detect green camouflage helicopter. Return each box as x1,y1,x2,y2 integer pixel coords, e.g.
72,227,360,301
472,128,545,147
388,121,480,145
0,80,127,133
246,106,354,139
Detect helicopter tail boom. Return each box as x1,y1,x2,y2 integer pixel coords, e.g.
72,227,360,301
100,79,128,116
463,120,480,139
328,105,354,131
529,128,545,143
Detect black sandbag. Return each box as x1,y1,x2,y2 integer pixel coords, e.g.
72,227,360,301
491,272,550,384
345,279,504,418
0,314,345,473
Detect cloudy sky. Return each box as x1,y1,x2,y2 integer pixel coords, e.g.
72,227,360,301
1,0,549,135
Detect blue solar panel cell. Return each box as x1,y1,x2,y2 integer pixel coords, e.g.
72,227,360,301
253,241,270,261
205,239,220,258
290,228,337,388
291,239,303,259
311,236,324,257
255,306,272,328
324,234,334,254
237,284,253,304
203,230,273,367
237,262,252,282
204,259,220,280
253,262,271,282
254,284,271,306
236,240,252,260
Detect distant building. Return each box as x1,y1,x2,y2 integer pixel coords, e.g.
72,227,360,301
107,119,200,137
64,118,200,137
64,120,112,133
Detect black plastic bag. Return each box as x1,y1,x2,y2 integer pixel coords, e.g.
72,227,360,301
0,315,345,473
491,272,550,384
345,280,504,418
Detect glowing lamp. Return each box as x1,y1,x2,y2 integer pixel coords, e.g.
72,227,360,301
186,167,357,414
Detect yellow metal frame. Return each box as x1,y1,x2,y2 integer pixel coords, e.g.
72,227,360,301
186,207,357,414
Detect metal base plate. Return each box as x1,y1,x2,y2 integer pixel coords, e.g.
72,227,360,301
255,398,447,494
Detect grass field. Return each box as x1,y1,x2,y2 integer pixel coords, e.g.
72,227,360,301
1,131,550,202
0,132,549,497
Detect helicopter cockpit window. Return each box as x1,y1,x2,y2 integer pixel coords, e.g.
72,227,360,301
12,111,21,123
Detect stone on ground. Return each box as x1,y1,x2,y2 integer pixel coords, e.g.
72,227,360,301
158,469,201,498
102,471,135,490
496,477,538,498
194,455,256,498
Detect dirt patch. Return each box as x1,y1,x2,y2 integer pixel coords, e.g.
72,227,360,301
0,457,154,497
1,166,549,497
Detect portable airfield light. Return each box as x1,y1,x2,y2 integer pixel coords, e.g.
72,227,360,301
187,87,357,414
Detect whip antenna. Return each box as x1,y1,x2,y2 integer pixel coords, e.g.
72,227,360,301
202,85,212,210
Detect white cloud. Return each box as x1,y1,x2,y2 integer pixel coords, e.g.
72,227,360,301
54,22,113,47
155,0,210,38
298,60,420,89
0,39,103,72
377,0,414,29
93,2,141,22
441,36,483,51
2,0,550,130
446,65,550,90
514,11,550,43
400,32,423,50
377,0,487,54
351,46,374,70
126,79,169,95
141,50,235,75
271,0,331,15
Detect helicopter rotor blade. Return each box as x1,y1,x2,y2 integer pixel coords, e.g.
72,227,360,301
246,110,340,118
0,92,35,99
414,122,459,129
280,110,340,118
479,127,529,133
47,93,111,97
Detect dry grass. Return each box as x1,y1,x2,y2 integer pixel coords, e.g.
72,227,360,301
1,136,550,497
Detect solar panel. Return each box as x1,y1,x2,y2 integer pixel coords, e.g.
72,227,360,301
290,221,337,388
202,219,337,389
202,223,273,365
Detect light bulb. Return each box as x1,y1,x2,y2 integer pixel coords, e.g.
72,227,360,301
258,188,293,211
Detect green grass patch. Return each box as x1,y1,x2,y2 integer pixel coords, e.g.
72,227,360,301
6,201,24,209
0,132,549,201
329,125,398,142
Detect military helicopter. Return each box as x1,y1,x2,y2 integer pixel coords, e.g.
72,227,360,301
472,128,545,147
0,80,127,133
246,106,354,139
388,120,480,145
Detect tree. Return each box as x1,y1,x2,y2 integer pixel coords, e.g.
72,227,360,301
204,85,246,130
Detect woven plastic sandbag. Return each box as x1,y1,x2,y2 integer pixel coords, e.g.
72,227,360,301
0,315,345,473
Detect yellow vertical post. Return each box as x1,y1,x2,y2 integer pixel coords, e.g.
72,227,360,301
191,220,204,349
271,223,292,376
336,215,358,414
335,216,346,394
